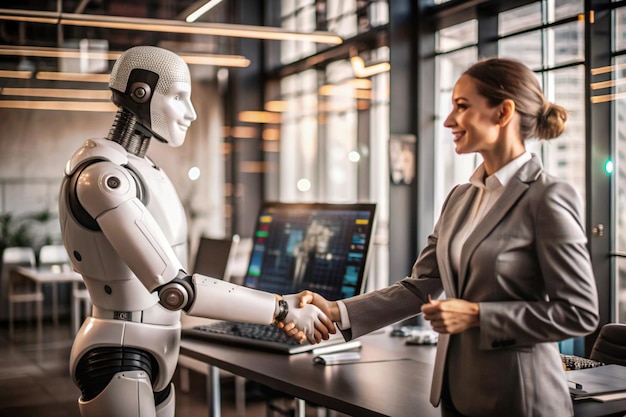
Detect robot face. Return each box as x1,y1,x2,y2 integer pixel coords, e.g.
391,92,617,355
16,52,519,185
109,46,196,145
150,81,197,147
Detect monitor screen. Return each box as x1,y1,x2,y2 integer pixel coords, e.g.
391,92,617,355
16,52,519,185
243,202,377,300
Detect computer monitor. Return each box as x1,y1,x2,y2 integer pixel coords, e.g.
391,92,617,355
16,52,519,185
243,202,377,300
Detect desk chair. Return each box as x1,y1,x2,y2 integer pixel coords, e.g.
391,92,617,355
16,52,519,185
590,323,626,367
177,235,248,415
2,246,40,338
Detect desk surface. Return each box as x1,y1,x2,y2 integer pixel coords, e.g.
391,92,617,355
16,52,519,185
181,329,439,417
16,266,83,283
181,328,626,417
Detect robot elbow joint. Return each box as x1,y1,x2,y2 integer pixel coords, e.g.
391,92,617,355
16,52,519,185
157,275,194,311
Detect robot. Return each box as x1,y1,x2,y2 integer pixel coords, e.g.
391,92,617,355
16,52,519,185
58,46,328,417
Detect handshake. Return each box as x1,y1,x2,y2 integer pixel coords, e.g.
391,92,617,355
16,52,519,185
277,291,339,345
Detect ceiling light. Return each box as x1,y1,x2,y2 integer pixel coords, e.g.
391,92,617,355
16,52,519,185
0,9,343,44
238,111,281,123
1,87,110,100
36,71,110,82
186,0,224,23
264,100,288,112
0,45,250,67
0,69,32,79
350,55,390,78
0,100,116,112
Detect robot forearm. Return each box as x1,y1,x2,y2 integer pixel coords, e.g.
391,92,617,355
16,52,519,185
157,273,334,343
159,273,278,324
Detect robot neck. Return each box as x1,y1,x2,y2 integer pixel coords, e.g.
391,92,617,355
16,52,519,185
107,108,152,157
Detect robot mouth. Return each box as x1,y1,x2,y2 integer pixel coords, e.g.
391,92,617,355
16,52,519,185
178,123,190,131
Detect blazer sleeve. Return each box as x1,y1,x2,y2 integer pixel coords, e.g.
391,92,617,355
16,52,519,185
478,180,599,350
341,187,456,339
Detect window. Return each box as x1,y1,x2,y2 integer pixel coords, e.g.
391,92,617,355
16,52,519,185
613,7,626,322
433,21,478,217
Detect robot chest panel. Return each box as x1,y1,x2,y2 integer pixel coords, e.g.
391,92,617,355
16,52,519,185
134,162,187,245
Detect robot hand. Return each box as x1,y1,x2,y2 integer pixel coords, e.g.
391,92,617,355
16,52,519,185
282,294,334,344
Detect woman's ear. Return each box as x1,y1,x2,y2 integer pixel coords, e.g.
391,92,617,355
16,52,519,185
498,99,516,126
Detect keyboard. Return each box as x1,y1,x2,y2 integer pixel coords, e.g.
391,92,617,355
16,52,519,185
182,320,347,354
561,354,605,371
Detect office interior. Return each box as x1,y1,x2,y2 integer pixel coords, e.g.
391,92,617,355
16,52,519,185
0,0,625,415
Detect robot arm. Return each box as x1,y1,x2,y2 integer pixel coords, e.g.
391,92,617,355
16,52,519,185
158,273,332,343
159,273,278,323
76,160,184,291
75,159,329,339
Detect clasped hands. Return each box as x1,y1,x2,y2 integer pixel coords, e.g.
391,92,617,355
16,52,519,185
278,292,337,344
279,291,480,344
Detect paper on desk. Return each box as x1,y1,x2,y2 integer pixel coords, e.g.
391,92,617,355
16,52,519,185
588,391,626,402
313,352,361,365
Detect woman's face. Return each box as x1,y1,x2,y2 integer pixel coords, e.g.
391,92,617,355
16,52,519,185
443,74,501,155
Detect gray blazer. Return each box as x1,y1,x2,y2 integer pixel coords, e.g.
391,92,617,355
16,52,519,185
342,155,599,417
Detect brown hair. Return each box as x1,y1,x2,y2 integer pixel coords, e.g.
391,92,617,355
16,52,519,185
463,58,567,141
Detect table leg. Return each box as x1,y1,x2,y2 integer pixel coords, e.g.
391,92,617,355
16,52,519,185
207,365,221,417
36,283,43,342
295,398,306,417
51,283,58,326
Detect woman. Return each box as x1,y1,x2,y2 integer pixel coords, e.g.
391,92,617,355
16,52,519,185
285,58,599,417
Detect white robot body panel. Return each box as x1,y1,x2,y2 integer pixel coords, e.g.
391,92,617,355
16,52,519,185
187,274,277,324
70,315,181,391
65,138,128,177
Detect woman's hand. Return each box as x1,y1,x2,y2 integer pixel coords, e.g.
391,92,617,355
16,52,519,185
421,296,480,334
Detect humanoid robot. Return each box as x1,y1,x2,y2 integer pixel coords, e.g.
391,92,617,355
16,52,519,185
58,46,328,417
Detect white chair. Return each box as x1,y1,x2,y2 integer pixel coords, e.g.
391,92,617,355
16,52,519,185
38,244,70,266
2,246,40,338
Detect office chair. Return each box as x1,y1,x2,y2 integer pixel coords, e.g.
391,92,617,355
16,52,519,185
2,246,40,338
590,323,626,367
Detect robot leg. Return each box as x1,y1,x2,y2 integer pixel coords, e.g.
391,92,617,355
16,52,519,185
78,370,156,417
155,383,175,417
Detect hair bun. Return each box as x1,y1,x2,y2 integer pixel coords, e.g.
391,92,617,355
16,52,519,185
536,102,567,140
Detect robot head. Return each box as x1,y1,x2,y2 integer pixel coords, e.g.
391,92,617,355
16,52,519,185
109,46,197,146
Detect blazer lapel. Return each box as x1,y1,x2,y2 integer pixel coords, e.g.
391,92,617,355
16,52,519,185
457,155,543,296
439,184,479,298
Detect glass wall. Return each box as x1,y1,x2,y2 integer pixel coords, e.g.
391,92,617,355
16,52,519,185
434,21,478,219
613,6,626,322
277,0,390,288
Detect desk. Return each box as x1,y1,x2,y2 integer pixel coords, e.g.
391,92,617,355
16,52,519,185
14,266,86,337
180,329,626,417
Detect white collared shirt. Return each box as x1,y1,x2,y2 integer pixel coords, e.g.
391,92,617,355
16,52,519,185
450,151,531,274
